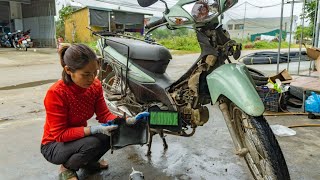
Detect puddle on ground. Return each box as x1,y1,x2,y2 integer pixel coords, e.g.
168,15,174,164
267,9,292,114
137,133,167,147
0,79,57,90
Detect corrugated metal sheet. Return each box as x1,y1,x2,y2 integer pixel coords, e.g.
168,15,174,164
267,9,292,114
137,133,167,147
23,16,55,47
0,2,9,25
0,0,31,3
22,0,55,18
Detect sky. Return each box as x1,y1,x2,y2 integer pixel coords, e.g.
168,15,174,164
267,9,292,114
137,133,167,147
56,0,306,25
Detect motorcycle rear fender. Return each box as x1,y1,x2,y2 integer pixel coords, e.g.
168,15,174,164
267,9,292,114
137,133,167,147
206,63,265,116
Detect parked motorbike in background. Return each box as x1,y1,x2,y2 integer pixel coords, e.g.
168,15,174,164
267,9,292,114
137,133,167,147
95,0,290,179
12,29,32,51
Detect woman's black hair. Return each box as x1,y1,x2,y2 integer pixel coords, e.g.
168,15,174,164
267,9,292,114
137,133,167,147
59,44,97,85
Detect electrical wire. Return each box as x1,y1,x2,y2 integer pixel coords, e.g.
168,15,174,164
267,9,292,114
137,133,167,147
231,1,282,9
246,2,282,9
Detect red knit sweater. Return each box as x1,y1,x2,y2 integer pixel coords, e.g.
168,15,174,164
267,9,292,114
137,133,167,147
41,78,117,145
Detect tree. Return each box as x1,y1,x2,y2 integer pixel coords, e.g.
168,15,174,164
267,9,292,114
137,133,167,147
296,1,317,42
304,1,317,25
55,6,73,39
295,25,313,39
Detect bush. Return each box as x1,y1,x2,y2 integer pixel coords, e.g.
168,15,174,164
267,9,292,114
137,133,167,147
252,40,296,49
158,35,200,52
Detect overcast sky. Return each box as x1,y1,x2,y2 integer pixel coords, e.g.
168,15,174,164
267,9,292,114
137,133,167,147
56,0,305,24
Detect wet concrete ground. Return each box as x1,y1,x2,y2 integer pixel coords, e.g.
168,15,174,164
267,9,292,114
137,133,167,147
0,48,319,180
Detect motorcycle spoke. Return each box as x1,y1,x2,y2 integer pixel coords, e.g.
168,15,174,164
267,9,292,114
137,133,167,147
232,108,274,179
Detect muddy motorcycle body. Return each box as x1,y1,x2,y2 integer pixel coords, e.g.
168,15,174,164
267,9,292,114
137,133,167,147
96,0,290,179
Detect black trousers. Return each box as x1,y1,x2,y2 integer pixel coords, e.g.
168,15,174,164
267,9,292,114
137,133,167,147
41,134,110,171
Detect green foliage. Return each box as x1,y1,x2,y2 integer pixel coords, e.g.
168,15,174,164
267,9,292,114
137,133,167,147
83,41,99,54
295,1,316,43
251,41,295,49
147,28,200,51
59,6,73,24
55,6,73,39
295,25,313,39
151,28,190,40
55,20,64,39
304,1,316,25
158,34,200,52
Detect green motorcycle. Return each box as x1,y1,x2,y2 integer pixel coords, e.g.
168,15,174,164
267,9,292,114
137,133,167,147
97,0,290,179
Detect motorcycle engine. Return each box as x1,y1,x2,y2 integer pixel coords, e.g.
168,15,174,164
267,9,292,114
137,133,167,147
171,87,209,127
170,56,216,127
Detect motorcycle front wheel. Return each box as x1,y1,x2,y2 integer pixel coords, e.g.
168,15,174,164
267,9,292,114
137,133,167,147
225,101,290,180
12,40,18,49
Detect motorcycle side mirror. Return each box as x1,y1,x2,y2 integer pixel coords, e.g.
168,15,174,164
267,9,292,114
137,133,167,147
137,0,158,7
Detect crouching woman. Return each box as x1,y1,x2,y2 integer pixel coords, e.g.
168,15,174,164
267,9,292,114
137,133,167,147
40,44,120,180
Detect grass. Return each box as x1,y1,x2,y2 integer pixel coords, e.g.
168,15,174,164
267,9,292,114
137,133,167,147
158,35,200,52
81,36,301,56
84,41,98,52
158,36,299,52
248,41,299,49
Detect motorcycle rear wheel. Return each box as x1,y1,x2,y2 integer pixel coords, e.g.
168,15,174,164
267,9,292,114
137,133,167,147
226,102,290,180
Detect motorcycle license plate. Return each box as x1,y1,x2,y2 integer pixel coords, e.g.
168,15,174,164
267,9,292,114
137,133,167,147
27,39,31,42
22,40,27,44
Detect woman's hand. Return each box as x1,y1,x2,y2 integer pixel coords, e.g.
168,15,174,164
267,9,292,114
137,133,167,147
126,112,150,125
90,124,118,136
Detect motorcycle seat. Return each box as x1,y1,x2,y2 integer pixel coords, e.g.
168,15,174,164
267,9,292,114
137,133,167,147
105,37,172,62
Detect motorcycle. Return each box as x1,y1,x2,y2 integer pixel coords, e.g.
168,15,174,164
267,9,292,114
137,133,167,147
0,33,12,48
12,29,32,51
95,0,290,179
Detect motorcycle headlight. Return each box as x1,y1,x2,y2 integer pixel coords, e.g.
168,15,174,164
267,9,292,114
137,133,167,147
183,0,220,23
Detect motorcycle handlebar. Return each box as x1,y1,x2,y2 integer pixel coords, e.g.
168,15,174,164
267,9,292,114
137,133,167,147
145,17,167,29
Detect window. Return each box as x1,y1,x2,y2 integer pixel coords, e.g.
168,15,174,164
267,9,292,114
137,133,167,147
234,24,244,30
228,24,233,30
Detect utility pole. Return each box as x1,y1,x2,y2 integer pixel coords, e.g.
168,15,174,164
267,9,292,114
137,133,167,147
277,0,285,74
312,0,319,47
286,0,295,72
298,0,306,75
315,0,320,47
242,2,247,43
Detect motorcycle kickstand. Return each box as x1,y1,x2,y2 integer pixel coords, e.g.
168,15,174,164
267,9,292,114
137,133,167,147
147,130,156,156
159,130,168,149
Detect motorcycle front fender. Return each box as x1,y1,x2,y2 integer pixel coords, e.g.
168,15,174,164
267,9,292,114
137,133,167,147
206,63,265,116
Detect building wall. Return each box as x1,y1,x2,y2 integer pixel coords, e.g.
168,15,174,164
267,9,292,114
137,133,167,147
22,0,55,18
23,16,55,47
0,2,10,27
65,8,91,43
225,17,297,41
22,0,56,47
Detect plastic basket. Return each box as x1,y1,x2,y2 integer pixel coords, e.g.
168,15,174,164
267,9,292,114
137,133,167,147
256,86,281,112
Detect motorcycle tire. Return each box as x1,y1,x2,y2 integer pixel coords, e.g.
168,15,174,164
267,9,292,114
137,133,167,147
103,71,115,86
247,67,266,77
225,101,290,180
102,71,116,92
253,80,268,86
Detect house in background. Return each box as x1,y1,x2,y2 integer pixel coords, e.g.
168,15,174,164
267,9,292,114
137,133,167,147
64,6,151,43
225,16,298,42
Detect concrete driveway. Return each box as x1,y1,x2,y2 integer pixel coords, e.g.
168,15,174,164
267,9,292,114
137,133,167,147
0,48,319,180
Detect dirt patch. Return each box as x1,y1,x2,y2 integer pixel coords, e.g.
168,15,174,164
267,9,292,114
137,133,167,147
0,79,57,90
